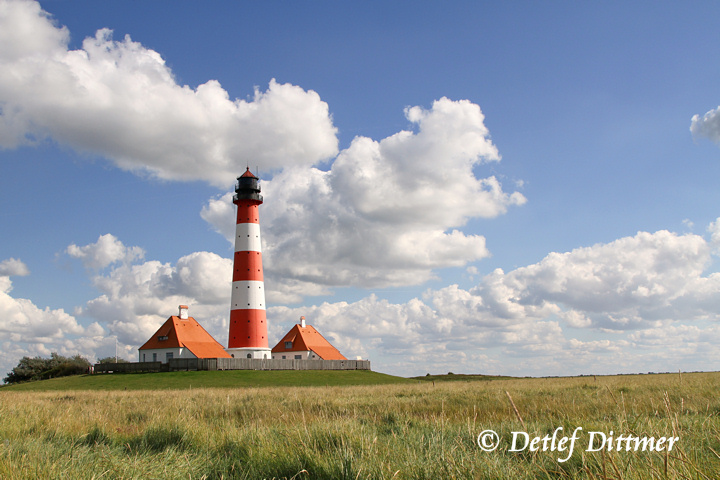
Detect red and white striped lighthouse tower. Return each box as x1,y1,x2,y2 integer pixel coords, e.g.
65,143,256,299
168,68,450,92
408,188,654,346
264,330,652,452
226,168,271,359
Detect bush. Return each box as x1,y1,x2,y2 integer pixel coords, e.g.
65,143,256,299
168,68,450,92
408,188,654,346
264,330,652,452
97,356,130,364
4,352,91,384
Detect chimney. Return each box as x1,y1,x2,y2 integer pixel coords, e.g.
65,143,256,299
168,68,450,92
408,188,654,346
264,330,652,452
300,316,306,328
179,305,189,320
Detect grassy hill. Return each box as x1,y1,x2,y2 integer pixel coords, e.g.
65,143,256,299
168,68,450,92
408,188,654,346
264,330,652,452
0,369,411,391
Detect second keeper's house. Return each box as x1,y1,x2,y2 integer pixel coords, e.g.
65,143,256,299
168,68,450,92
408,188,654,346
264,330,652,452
271,316,347,360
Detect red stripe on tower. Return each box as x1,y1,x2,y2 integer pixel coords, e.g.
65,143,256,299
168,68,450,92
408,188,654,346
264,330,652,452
226,168,271,359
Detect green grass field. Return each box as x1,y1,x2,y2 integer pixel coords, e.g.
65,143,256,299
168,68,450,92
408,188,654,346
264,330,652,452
1,370,719,479
0,369,409,392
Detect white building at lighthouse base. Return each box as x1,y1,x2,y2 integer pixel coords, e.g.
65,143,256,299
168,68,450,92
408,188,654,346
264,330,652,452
225,347,272,359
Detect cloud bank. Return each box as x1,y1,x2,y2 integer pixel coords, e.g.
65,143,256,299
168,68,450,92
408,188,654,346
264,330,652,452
38,222,720,377
269,226,720,375
0,257,102,378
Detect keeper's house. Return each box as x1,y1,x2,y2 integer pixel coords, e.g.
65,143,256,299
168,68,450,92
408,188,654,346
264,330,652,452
139,305,231,363
271,316,347,360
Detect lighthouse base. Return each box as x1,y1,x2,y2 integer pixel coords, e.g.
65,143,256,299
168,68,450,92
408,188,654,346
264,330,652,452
225,347,272,360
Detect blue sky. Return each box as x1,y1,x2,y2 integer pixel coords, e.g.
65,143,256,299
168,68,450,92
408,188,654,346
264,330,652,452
2,0,720,378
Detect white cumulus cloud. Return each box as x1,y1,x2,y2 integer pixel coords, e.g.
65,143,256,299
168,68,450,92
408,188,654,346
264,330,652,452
66,233,144,269
708,217,720,255
0,281,83,342
0,256,95,380
457,230,713,330
70,237,233,346
0,258,83,342
691,105,720,144
0,0,338,187
0,257,30,277
203,98,526,297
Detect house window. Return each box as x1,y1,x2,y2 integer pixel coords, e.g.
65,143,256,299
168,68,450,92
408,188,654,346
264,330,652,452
158,336,168,341
152,353,157,362
282,356,286,359
247,354,252,359
285,341,292,349
166,352,173,361
142,353,146,362
294,355,302,360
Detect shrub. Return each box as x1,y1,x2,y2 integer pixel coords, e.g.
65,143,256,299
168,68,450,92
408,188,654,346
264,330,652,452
97,356,130,364
3,352,91,384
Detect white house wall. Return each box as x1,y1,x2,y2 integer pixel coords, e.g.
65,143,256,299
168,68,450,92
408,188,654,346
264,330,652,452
139,347,197,363
272,350,321,360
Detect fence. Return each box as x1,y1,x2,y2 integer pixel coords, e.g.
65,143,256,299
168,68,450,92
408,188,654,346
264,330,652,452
94,358,371,373
214,358,370,371
94,362,164,373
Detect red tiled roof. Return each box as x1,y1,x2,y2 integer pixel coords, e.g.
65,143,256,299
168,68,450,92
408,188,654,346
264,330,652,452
139,315,231,359
271,324,346,360
240,167,257,178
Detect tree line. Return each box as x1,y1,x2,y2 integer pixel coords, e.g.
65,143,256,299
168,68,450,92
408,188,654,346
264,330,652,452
3,353,128,384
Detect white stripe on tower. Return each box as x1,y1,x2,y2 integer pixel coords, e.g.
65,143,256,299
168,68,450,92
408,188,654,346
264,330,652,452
231,280,265,309
234,222,261,252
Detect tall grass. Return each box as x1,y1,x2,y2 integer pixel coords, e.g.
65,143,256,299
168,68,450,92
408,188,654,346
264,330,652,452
1,372,718,479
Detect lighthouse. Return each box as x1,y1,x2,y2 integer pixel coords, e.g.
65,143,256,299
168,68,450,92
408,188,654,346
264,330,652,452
226,168,271,359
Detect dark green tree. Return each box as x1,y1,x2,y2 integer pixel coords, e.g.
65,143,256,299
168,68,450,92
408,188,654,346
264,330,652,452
4,352,91,384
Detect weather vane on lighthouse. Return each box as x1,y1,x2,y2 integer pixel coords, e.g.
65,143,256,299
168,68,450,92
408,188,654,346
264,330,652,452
225,167,271,359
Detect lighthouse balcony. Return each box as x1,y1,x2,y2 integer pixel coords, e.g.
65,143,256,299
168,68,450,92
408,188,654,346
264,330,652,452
233,192,263,202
